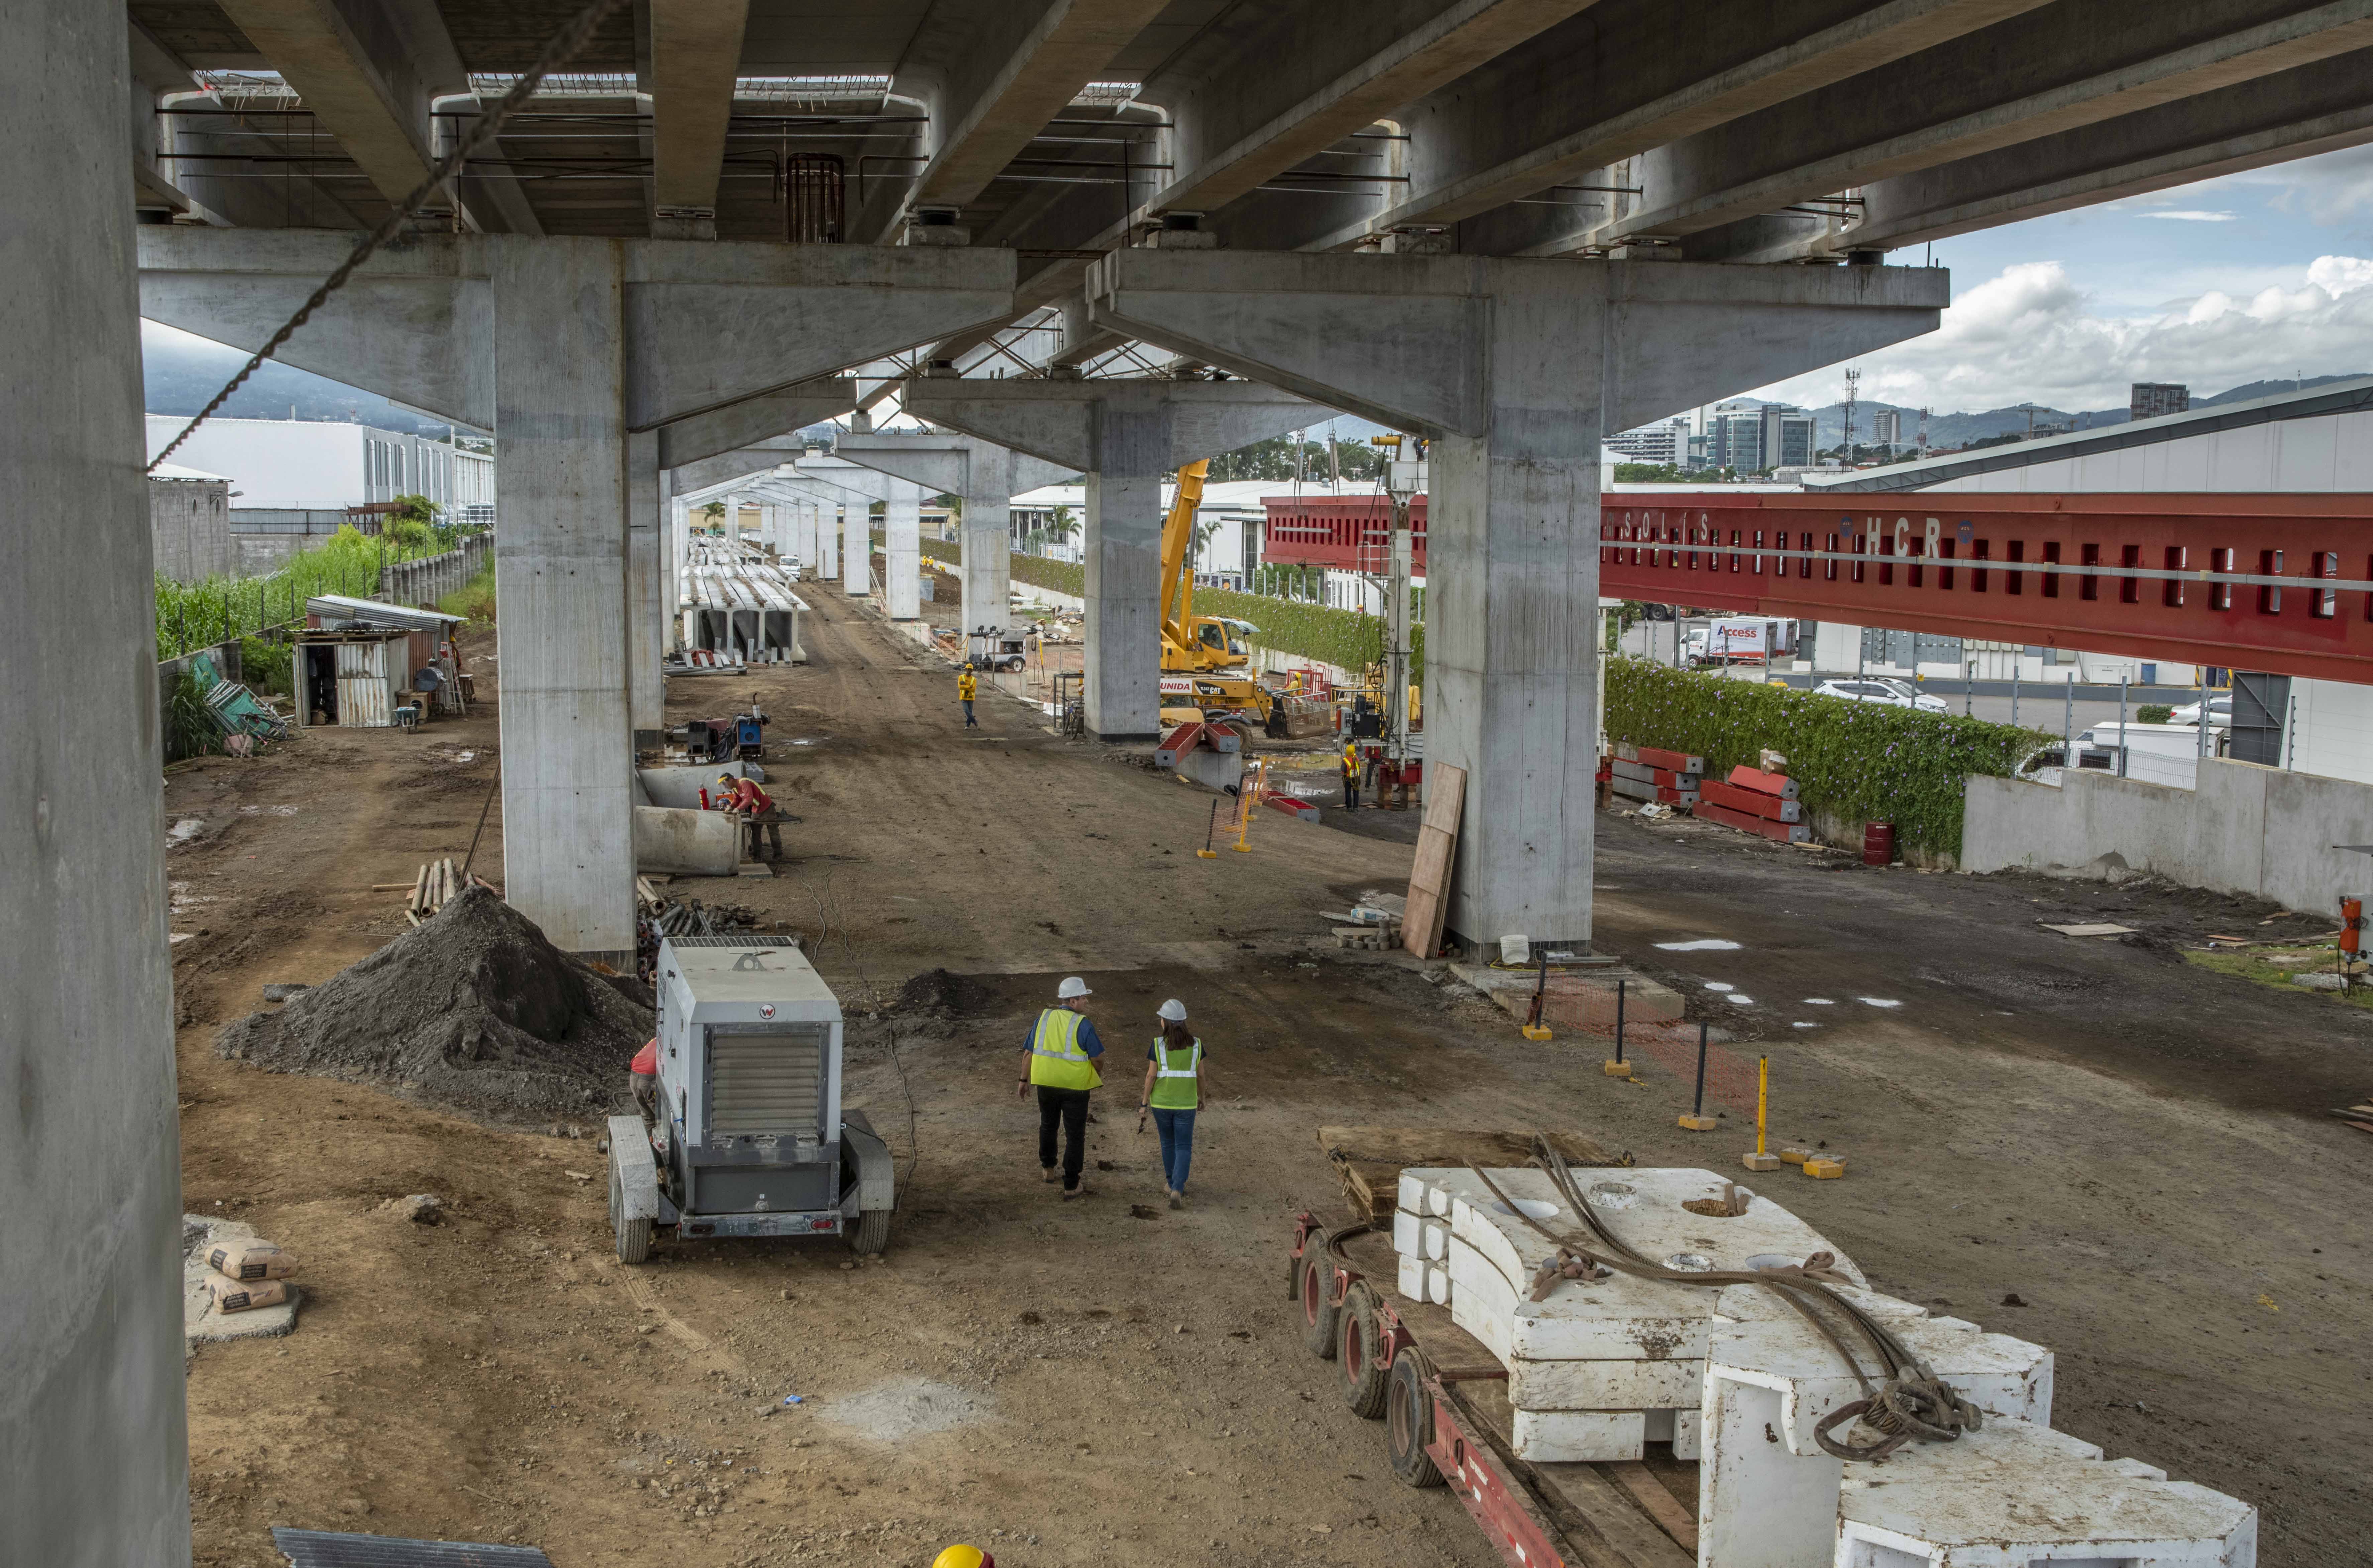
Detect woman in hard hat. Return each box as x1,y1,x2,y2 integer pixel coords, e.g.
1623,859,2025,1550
1138,999,1212,1210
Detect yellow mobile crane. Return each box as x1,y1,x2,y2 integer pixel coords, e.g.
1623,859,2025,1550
1157,460,1271,723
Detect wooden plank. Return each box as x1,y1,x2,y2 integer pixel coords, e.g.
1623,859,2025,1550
1529,1454,1696,1568
1608,1461,1698,1554
1404,762,1466,959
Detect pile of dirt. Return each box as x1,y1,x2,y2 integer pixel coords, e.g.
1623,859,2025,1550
894,967,994,1018
215,886,651,1121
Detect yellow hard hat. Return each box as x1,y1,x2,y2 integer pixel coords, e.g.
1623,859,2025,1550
932,1549,993,1568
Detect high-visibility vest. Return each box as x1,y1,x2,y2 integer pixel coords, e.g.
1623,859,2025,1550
959,672,977,699
1148,1036,1201,1110
1029,1008,1100,1090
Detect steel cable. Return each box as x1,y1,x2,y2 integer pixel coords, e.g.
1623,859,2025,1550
147,0,633,472
1459,1138,1982,1462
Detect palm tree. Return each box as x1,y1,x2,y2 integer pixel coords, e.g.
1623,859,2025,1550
1047,505,1079,559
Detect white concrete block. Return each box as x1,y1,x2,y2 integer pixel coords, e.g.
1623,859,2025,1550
1397,1251,1426,1303
1836,1418,2256,1568
1447,1231,1717,1364
1511,1408,1646,1463
1699,1317,2060,1568
1423,1220,1448,1261
1713,1282,1930,1326
1512,1355,1702,1411
1427,1264,1451,1306
1396,1172,1429,1215
1672,1408,1701,1461
1392,1208,1421,1257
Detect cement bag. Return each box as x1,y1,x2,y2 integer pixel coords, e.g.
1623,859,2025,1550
208,1241,298,1281
208,1277,292,1313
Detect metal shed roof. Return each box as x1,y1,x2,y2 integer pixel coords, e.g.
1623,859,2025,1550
307,595,466,631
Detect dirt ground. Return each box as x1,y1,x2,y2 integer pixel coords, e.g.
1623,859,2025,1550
165,590,2371,1568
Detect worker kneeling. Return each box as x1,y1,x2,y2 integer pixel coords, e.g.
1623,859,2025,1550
1139,999,1211,1210
1019,976,1105,1199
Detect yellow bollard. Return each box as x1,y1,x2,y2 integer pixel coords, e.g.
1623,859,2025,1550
1232,759,1260,852
1742,1055,1781,1171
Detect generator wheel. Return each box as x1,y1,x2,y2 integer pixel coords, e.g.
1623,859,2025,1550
1387,1353,1445,1488
1300,1237,1341,1360
846,1209,890,1256
1338,1284,1390,1419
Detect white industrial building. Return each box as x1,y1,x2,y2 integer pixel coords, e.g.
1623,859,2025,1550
141,414,495,520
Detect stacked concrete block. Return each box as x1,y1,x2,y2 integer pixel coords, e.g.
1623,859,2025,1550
1835,1416,2256,1568
1392,1167,1860,1462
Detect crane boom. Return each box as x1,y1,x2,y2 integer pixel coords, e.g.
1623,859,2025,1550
1158,460,1209,653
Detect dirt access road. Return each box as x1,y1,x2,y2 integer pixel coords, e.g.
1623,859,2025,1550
163,588,2368,1567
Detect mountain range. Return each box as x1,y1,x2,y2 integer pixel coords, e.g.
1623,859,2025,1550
1795,374,2369,452
144,324,475,438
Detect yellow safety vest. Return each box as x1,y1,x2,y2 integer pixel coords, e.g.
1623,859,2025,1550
1029,1008,1101,1090
959,672,977,699
1148,1036,1201,1110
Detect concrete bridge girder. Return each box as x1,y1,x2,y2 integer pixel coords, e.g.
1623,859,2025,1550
901,378,1323,741
1083,247,1952,951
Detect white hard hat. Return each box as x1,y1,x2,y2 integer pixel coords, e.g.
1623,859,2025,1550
1057,976,1091,1000
1156,998,1188,1022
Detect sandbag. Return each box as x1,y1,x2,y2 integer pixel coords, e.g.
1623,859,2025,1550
208,1277,292,1313
208,1241,298,1281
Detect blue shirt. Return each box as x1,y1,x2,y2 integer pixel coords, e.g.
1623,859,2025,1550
1026,1011,1104,1059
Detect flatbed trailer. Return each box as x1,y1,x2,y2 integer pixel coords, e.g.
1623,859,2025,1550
1289,1213,1699,1568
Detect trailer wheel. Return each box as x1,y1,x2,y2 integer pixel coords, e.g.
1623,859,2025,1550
1299,1238,1341,1360
1337,1283,1389,1419
846,1208,890,1256
1387,1354,1445,1488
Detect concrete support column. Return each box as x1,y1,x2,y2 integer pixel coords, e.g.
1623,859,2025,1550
961,456,1015,643
884,479,921,620
669,498,690,646
2,5,190,1558
491,235,636,960
1084,249,1949,948
842,497,866,597
820,500,838,580
628,429,663,747
1084,405,1167,740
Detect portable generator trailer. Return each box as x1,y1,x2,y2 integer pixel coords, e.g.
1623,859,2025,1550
606,936,895,1262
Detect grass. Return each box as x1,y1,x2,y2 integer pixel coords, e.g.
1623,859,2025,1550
2185,946,2373,1008
437,560,496,624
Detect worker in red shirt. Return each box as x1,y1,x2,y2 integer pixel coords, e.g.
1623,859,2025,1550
716,772,783,861
630,1037,659,1123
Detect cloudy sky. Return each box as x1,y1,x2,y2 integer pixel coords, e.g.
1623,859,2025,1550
1748,143,2373,416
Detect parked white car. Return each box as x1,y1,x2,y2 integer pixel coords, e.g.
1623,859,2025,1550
1812,677,1949,714
2166,694,2231,728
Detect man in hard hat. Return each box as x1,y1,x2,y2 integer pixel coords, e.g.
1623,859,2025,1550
1019,976,1105,1199
1341,737,1362,811
957,665,979,728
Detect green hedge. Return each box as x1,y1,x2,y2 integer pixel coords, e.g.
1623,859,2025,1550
1004,550,1425,681
153,524,457,660
1605,658,2048,859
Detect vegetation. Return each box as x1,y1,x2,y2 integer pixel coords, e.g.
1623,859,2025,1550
1606,658,2049,859
1613,462,1738,484
2186,947,2373,1010
161,668,220,762
438,559,498,625
238,634,292,696
1207,434,1387,483
152,523,450,660
2137,703,2175,725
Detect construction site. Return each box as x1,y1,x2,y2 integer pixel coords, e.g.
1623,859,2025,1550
16,3,2373,1568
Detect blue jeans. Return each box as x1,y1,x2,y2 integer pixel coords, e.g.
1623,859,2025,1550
1151,1107,1197,1192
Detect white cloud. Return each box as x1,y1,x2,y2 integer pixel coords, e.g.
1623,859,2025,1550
1755,256,2373,413
2137,210,2238,222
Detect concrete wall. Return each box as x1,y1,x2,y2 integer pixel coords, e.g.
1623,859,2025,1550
148,474,232,583
1964,757,2373,912
2,4,193,1560
377,534,492,608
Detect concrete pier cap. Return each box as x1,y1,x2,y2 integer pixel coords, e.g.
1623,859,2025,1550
902,376,1323,741
1082,248,1950,949
832,430,1075,644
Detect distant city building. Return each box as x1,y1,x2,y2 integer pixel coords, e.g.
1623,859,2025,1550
1873,410,1901,449
1708,401,1815,471
1605,416,1692,466
2131,382,2190,420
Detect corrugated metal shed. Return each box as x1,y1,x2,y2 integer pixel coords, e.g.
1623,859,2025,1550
270,1527,554,1566
308,594,466,632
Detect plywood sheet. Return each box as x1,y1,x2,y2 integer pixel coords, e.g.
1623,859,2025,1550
1404,762,1466,959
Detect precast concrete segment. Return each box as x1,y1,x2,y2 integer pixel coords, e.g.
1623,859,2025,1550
629,430,665,745
136,227,493,429
490,236,637,960
904,378,1321,739
1,3,192,1562
647,0,751,224
209,0,449,210
1084,249,1947,946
